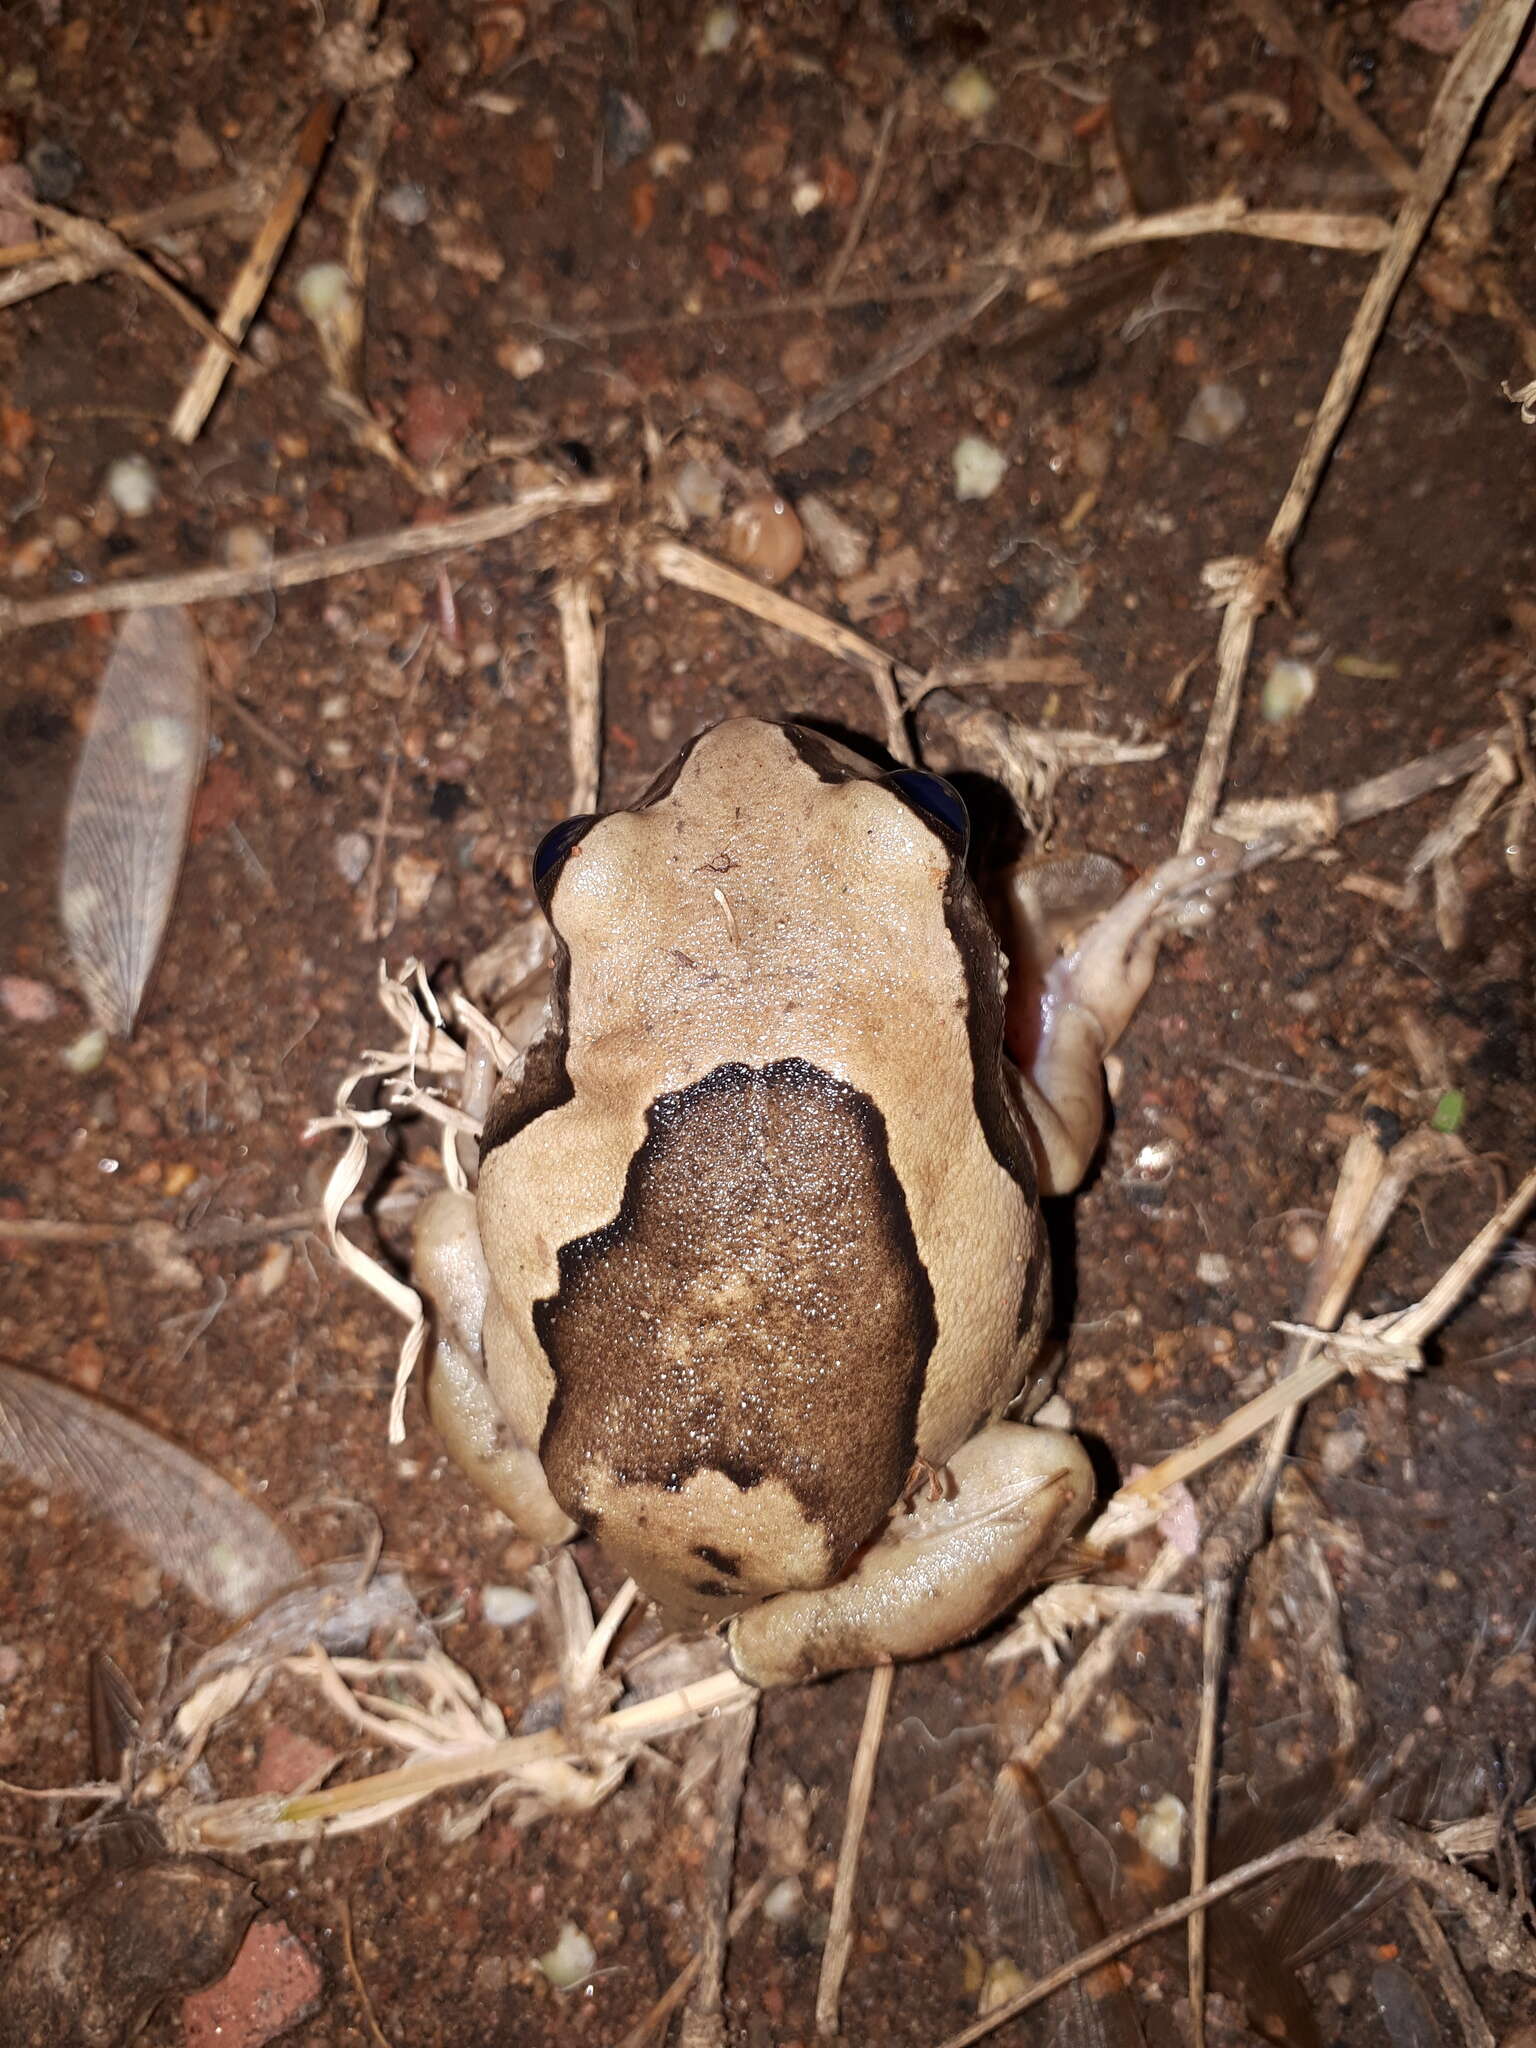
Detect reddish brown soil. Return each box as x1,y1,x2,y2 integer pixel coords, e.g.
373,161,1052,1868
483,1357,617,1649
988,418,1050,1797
1,4,1533,2045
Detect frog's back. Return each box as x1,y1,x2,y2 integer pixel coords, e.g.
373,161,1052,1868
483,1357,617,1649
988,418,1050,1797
476,721,1050,1621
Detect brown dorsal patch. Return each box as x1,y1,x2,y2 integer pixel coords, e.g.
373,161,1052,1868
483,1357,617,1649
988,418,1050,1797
535,1058,934,1574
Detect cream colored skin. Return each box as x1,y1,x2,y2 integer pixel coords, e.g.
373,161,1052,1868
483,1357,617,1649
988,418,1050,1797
414,719,1232,1687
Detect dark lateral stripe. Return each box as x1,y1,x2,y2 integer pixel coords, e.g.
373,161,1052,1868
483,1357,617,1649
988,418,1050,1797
479,952,574,1159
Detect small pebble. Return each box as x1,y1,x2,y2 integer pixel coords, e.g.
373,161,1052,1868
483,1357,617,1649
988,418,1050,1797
296,259,356,329
952,435,1008,501
944,65,998,120
1321,1422,1367,1477
61,1026,108,1074
602,86,653,169
381,180,430,227
1098,1691,1149,1748
481,1583,538,1627
790,177,824,215
693,371,764,427
254,1725,340,1796
1178,382,1247,448
246,1241,293,1300
222,523,272,571
495,338,546,379
723,493,804,584
650,142,693,177
1136,1792,1186,1870
1196,1251,1232,1287
392,851,441,916
333,831,372,886
1492,1261,1534,1317
779,330,831,390
1283,1218,1321,1264
698,4,739,54
537,1922,596,1989
1035,566,1087,630
1132,1138,1178,1182
25,137,82,203
798,493,870,578
105,454,159,517
761,1877,803,1924
673,458,725,523
172,112,221,174
1260,657,1317,724
0,974,59,1023
979,1958,1028,2013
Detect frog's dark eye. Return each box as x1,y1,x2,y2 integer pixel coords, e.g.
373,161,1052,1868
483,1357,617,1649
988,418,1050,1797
887,769,969,846
534,813,596,886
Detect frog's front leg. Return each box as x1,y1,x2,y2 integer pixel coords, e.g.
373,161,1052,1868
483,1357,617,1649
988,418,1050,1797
413,1188,576,1546
726,1424,1092,1688
1003,839,1240,1195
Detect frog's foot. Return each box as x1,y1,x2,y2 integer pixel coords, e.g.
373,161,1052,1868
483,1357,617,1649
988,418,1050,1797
1002,838,1241,1194
414,1188,576,1547
726,1423,1092,1688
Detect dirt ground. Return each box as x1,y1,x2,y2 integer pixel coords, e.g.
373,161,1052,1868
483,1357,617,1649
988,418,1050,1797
1,1,1534,2044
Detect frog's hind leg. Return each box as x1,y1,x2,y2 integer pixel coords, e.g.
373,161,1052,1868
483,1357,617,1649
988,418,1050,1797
1000,840,1240,1195
413,1187,576,1546
726,1423,1092,1688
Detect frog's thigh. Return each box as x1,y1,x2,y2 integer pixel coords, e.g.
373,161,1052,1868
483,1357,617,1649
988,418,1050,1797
413,1188,576,1546
727,1423,1092,1688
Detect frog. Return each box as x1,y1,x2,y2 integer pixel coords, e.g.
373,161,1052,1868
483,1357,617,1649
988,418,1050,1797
413,717,1233,1687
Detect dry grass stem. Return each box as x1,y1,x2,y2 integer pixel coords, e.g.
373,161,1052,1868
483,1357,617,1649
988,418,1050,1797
648,538,914,761
1435,1799,1536,1860
12,196,241,358
0,483,617,634
1405,1885,1497,2048
358,631,434,943
765,199,1390,458
0,178,265,309
678,1699,758,2048
1002,1147,1532,1792
160,1654,757,1853
764,272,1013,458
169,93,342,443
555,576,605,813
0,176,261,274
987,1576,1200,1671
1179,0,1535,850
821,99,901,300
1216,717,1526,851
910,655,1092,702
1406,747,1516,876
921,693,1165,838
1009,197,1391,267
618,1876,771,2048
339,1896,397,2048
1234,0,1417,195
1182,1123,1452,2036
931,1816,1536,2048
1098,1144,1533,1536
815,1662,894,2038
